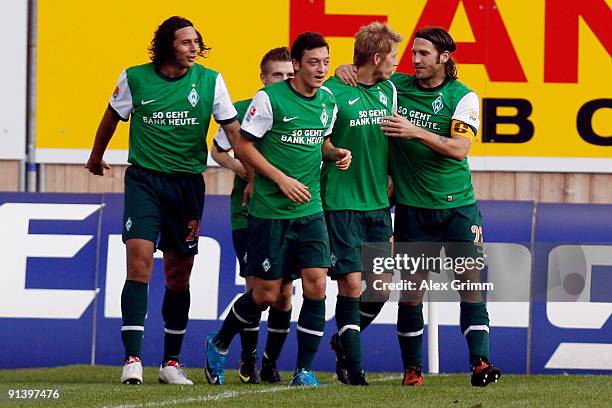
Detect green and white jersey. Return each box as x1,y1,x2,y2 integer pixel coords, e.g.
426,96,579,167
213,99,251,230
321,76,397,211
110,63,237,174
241,80,337,219
389,73,480,209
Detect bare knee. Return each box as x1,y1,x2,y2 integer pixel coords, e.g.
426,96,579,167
127,258,152,281
126,240,154,283
274,283,293,311
164,252,193,291
253,287,279,308
338,273,361,298
302,275,326,299
166,272,191,291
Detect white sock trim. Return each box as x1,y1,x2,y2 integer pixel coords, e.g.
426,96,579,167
242,326,260,332
164,328,186,335
232,303,250,324
338,324,360,337
267,327,290,334
359,310,376,318
463,325,489,336
121,325,144,332
297,325,324,337
397,328,424,337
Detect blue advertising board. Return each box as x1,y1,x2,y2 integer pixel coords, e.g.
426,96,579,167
0,193,610,375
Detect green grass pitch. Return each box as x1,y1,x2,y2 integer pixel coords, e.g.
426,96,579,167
0,366,610,407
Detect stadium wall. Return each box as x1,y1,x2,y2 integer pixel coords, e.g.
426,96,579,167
0,193,610,374
8,163,609,204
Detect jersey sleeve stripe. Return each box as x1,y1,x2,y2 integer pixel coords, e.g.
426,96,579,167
213,138,231,153
108,103,128,122
240,129,259,141
216,115,238,125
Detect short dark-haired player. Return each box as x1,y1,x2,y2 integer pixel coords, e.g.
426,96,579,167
210,46,294,384
205,32,351,387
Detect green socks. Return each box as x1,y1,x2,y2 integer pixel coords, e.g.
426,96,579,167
121,280,148,360
240,320,260,359
215,290,261,351
296,297,326,371
162,287,190,363
460,301,490,365
359,301,385,330
264,306,292,362
397,303,424,369
336,296,362,373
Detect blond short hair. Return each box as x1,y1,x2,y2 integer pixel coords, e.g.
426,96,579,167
353,22,402,67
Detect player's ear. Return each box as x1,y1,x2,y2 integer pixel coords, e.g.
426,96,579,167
373,52,381,65
292,58,300,72
440,51,449,63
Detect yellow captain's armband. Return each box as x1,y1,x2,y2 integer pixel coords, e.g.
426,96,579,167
450,120,476,142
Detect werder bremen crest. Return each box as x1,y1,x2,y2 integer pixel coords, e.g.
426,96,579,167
320,107,329,127
379,90,388,107
188,88,200,107
432,95,444,114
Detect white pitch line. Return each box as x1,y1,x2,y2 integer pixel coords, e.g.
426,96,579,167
104,374,402,408
369,375,402,382
103,385,301,408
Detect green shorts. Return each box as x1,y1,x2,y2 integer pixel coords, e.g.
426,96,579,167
245,212,330,281
122,165,205,257
232,228,248,278
325,208,393,279
393,203,483,260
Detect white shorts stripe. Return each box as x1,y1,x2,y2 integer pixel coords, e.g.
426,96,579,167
267,327,290,334
297,325,324,337
164,328,186,335
463,325,489,336
242,326,260,332
121,325,144,332
359,310,376,318
397,329,424,337
338,324,360,337
231,304,250,324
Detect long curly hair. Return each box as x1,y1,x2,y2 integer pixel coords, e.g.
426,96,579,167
148,16,210,67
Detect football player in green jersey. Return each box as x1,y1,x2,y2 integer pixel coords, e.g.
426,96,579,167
321,22,402,386
337,26,500,387
211,46,295,384
205,32,351,387
86,16,241,385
